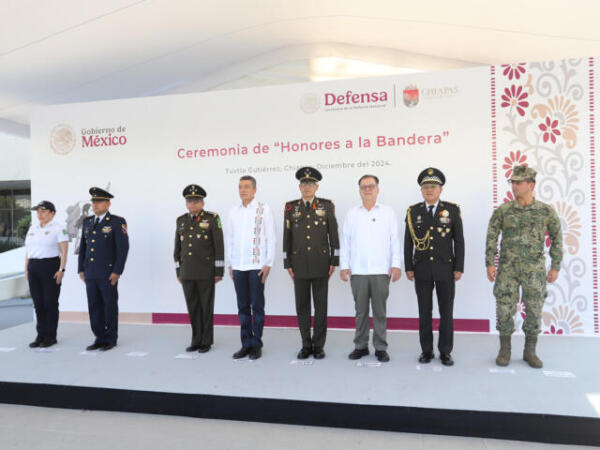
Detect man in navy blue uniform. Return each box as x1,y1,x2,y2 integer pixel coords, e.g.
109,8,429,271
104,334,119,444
78,187,129,351
404,168,464,366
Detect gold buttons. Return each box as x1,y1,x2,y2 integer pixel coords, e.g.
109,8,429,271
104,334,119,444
92,231,96,235
190,227,193,230
188,252,192,256
90,258,94,261
307,225,311,229
429,256,434,261
307,246,311,250
189,235,192,238
306,236,311,240
90,248,94,252
188,243,192,247
91,239,95,243
430,246,434,250
306,215,310,218
429,226,434,230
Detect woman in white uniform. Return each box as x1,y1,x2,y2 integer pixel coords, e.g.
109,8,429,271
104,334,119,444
25,201,68,348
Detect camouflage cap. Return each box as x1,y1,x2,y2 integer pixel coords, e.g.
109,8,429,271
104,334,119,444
510,165,537,182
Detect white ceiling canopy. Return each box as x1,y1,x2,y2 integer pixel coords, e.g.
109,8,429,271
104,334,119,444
1,0,599,136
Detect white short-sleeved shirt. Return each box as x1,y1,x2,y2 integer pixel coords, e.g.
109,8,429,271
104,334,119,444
25,219,68,259
340,203,402,275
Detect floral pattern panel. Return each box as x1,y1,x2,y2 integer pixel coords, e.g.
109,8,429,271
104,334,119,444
493,58,597,335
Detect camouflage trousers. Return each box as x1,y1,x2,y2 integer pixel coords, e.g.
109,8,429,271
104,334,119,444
493,261,547,336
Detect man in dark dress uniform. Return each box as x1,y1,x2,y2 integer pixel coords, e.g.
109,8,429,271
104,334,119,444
78,187,129,351
174,184,225,353
283,167,340,359
404,168,464,366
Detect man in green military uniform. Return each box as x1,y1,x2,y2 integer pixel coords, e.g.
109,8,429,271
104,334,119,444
174,184,224,353
486,165,563,368
283,167,340,359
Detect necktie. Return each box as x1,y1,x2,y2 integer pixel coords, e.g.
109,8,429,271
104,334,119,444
428,205,434,219
306,201,310,209
94,217,100,227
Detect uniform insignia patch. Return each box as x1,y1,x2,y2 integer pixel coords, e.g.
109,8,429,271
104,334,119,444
102,226,112,233
121,224,127,234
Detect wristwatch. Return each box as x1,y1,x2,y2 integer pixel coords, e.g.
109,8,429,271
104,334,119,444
60,268,66,272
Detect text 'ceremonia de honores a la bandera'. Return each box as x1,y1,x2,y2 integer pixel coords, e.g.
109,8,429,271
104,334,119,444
176,131,451,159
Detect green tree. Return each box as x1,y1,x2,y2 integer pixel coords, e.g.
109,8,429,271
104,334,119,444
15,214,31,240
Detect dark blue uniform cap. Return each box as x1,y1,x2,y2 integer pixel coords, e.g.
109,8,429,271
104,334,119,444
89,187,114,201
31,200,56,212
418,167,446,186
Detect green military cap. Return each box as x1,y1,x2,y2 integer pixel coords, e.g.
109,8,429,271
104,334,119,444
183,184,206,199
510,165,536,182
296,166,322,184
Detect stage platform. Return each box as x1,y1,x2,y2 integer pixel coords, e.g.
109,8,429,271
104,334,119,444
0,323,598,446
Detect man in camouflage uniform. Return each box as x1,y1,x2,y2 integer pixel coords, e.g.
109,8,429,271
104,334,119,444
485,165,562,368
174,184,224,353
283,167,339,359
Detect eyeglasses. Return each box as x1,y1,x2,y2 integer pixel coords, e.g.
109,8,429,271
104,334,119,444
359,184,378,191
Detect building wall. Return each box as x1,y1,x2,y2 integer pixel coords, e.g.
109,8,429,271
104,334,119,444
0,132,29,181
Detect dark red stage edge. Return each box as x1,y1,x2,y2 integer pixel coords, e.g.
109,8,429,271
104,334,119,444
152,313,490,332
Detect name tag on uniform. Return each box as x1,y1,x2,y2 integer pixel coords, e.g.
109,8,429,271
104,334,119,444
199,222,210,229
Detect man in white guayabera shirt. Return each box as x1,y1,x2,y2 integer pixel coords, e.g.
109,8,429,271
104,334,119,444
340,174,402,363
226,175,276,360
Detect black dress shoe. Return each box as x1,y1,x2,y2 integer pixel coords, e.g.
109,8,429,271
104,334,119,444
418,352,434,363
198,345,211,353
100,343,117,351
375,350,390,362
39,339,57,348
348,348,369,360
86,343,104,351
249,347,262,360
312,348,325,359
186,344,200,352
29,338,43,348
297,347,312,359
232,347,252,359
440,353,454,366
